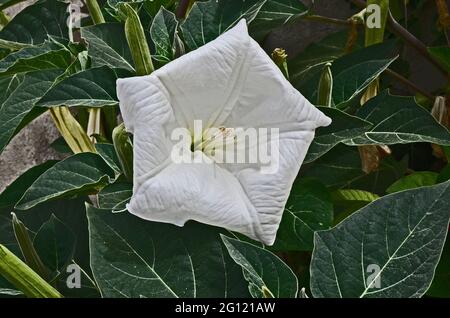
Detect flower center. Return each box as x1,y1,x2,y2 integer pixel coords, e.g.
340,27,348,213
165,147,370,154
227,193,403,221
193,126,237,157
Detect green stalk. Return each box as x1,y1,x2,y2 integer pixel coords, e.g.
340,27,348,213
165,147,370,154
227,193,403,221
120,3,154,76
0,245,62,298
85,0,105,24
11,213,50,281
113,123,134,182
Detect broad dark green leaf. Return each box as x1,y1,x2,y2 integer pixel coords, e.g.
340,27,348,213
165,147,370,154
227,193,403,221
310,181,450,298
345,91,450,146
304,107,372,163
0,69,64,154
332,189,380,225
87,205,250,298
33,215,76,277
81,23,135,72
332,57,396,106
249,0,309,40
292,41,397,104
302,145,407,194
95,143,122,174
386,172,438,194
426,236,450,298
142,0,175,17
0,198,93,296
0,41,71,76
37,66,132,108
0,161,57,209
98,181,132,210
428,46,450,73
272,178,333,251
181,0,266,50
15,153,114,210
0,73,23,105
0,0,69,48
150,7,178,63
221,235,298,298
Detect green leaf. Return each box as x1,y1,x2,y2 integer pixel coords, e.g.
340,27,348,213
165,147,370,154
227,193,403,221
271,178,333,251
332,57,396,106
332,189,379,204
310,181,450,298
345,91,450,146
428,46,450,73
11,213,50,280
98,181,132,210
292,41,397,104
302,145,407,194
304,107,372,163
0,41,71,76
221,235,298,298
15,153,114,210
95,143,122,174
150,7,178,64
0,198,95,296
33,215,76,277
0,0,69,48
249,0,309,41
37,66,132,108
181,0,266,50
426,236,450,298
81,23,135,72
332,189,380,224
87,205,250,298
0,73,23,105
386,172,439,194
0,161,57,208
0,69,64,155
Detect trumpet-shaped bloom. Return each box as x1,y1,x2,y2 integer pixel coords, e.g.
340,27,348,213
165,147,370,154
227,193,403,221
116,20,331,245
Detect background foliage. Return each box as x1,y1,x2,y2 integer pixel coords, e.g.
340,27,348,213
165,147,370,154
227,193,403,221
0,0,449,298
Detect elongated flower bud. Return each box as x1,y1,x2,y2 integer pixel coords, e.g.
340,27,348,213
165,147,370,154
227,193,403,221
119,3,154,76
436,0,450,30
50,107,96,154
11,213,50,281
0,244,62,298
317,62,333,107
271,48,289,80
113,123,134,182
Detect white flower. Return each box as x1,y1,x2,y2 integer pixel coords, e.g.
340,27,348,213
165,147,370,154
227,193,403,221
116,20,331,245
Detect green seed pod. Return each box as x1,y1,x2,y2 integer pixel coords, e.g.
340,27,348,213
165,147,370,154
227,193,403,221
86,0,105,24
119,3,154,76
317,62,333,107
0,244,62,298
113,123,134,182
11,213,50,281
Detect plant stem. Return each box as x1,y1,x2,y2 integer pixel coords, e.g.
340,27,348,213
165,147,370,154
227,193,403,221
86,0,105,24
385,69,435,101
349,0,448,77
304,14,356,26
0,0,27,11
